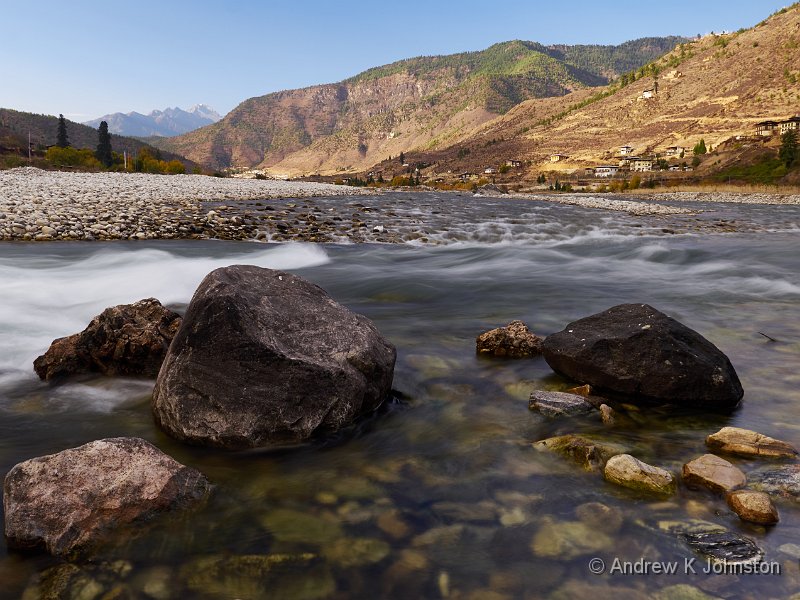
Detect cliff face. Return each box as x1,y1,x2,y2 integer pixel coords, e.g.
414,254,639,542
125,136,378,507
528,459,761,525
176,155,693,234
159,38,684,174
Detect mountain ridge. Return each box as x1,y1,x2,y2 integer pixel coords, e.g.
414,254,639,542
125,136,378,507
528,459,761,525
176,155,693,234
84,105,222,137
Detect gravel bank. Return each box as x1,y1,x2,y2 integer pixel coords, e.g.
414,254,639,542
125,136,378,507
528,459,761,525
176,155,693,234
647,191,800,205
0,168,373,241
509,193,697,216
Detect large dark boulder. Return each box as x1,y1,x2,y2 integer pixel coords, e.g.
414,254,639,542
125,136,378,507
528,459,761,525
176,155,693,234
152,265,396,449
3,437,211,558
542,304,743,408
33,298,181,380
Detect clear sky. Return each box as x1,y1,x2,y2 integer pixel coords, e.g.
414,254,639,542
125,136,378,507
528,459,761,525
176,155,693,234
0,0,791,122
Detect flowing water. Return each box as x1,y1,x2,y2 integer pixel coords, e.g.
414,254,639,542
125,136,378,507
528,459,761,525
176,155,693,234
1,193,800,599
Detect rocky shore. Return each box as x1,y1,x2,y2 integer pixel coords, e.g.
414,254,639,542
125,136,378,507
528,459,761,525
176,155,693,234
0,168,374,242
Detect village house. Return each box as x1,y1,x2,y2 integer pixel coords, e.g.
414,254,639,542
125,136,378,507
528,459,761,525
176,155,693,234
484,167,496,175
756,120,779,136
550,153,569,162
594,165,619,178
665,146,685,158
780,116,800,134
459,172,477,182
639,89,655,100
584,167,595,176
505,160,523,168
629,158,654,172
619,145,634,155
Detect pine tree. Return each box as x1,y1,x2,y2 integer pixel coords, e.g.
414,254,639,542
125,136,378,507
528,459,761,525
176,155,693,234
95,121,113,168
56,114,70,148
399,152,405,164
780,130,798,168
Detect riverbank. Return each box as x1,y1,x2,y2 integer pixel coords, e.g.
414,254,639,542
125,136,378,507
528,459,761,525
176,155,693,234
0,168,374,241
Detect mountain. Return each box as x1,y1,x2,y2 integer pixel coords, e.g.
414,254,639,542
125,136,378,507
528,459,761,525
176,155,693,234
84,105,222,137
155,37,685,174
0,108,197,167
401,3,800,180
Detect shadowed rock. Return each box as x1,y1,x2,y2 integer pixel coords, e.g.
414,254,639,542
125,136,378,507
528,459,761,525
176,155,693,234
542,304,743,408
152,265,396,449
3,437,211,558
682,531,763,565
33,298,181,380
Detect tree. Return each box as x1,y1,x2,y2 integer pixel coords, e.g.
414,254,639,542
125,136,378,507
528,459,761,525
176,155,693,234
693,139,707,155
779,130,798,168
95,121,113,168
399,152,405,164
56,114,70,148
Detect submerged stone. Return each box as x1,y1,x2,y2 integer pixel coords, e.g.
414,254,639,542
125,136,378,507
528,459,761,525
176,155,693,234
476,320,543,357
259,509,343,545
533,434,625,471
575,501,624,534
528,390,595,417
322,537,391,568
682,454,746,493
531,518,614,559
706,427,798,459
604,454,675,495
542,304,743,408
748,464,800,502
654,584,721,600
682,531,764,565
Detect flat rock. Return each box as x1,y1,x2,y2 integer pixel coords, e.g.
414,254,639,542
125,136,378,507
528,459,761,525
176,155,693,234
528,390,595,417
604,454,675,495
531,518,613,559
542,304,743,408
682,531,764,565
748,464,800,502
3,437,211,557
533,434,625,471
706,427,798,459
682,454,746,493
152,266,396,449
726,490,779,525
34,298,181,380
476,320,542,358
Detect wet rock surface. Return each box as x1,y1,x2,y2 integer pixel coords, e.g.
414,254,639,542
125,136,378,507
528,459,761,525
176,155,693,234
727,490,779,525
682,454,747,493
533,434,626,471
706,427,798,459
476,320,543,358
749,464,800,502
152,265,397,449
528,390,595,417
33,298,181,380
682,531,764,565
3,437,211,557
542,303,744,408
604,454,675,495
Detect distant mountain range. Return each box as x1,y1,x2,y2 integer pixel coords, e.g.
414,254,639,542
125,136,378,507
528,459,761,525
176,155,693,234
83,105,222,137
154,37,686,174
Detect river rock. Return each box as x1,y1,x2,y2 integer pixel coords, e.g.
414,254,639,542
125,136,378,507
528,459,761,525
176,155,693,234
531,518,613,559
152,266,396,449
726,490,779,525
682,454,746,493
604,454,675,495
682,531,764,565
34,298,181,380
706,427,798,459
528,390,594,417
541,304,743,408
476,320,542,358
748,464,800,501
533,434,625,471
3,437,211,557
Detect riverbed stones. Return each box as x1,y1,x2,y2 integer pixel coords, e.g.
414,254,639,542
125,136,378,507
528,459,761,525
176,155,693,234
3,437,211,557
528,390,594,417
542,304,743,408
706,427,798,459
748,464,800,501
726,490,779,524
476,320,543,358
604,454,675,495
682,531,764,565
682,454,746,493
33,298,181,380
531,517,613,559
533,434,625,471
152,265,396,449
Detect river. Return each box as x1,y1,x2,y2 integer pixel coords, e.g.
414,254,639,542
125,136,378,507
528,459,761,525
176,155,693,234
1,193,799,598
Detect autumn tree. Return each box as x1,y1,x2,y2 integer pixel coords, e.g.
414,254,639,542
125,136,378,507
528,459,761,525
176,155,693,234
95,121,113,168
56,114,70,148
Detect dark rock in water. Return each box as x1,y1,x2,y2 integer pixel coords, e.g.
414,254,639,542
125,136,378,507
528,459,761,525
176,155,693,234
528,390,595,417
33,298,181,380
542,304,743,408
682,531,764,565
3,437,211,558
477,320,543,358
749,464,800,502
152,265,396,449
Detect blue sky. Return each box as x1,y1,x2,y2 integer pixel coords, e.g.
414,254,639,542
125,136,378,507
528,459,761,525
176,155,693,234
0,0,791,121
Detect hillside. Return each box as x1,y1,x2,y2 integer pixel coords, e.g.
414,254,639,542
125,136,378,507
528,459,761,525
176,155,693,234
84,105,222,137
407,4,800,182
0,109,196,167
157,37,684,174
